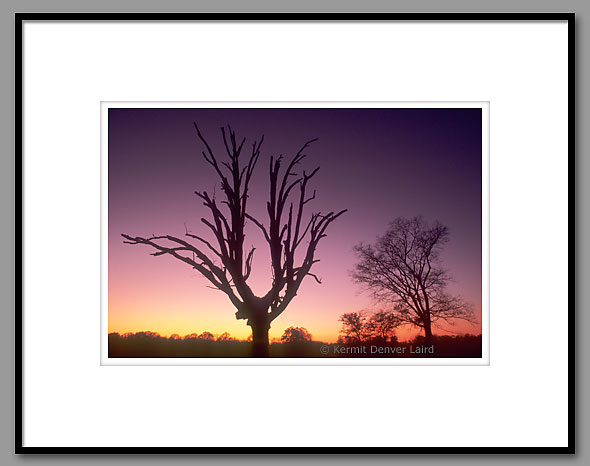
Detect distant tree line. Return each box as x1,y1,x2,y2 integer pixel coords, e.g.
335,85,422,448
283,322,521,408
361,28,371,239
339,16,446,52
111,326,313,344
338,310,401,344
108,330,482,358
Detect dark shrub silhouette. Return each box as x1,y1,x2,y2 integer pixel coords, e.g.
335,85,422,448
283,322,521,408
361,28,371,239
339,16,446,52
198,331,215,341
280,327,312,343
217,332,234,341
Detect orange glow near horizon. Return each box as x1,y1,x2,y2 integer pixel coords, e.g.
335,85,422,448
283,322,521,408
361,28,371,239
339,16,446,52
108,248,482,343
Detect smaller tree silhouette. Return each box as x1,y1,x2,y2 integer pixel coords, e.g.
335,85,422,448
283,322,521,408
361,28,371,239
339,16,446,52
338,312,369,343
280,326,312,343
367,311,401,342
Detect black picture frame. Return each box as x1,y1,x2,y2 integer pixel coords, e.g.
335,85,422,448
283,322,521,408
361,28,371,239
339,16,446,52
15,12,575,454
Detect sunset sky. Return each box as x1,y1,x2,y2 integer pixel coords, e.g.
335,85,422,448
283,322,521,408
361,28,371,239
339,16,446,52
108,107,482,342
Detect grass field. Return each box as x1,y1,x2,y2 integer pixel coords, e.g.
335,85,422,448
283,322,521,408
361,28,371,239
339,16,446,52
108,332,482,358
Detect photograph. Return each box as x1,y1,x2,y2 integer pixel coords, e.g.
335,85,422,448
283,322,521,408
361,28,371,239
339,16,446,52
105,105,485,360
16,12,573,454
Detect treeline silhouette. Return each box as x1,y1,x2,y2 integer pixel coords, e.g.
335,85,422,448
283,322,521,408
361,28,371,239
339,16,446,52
108,330,482,358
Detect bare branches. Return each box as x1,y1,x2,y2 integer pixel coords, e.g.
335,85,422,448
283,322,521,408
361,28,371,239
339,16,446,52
184,225,223,260
265,208,347,322
121,233,243,310
244,246,256,281
429,293,475,324
307,272,322,284
123,123,346,332
245,213,270,242
247,137,348,321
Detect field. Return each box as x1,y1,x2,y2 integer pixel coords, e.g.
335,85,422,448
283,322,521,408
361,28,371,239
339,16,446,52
108,332,482,358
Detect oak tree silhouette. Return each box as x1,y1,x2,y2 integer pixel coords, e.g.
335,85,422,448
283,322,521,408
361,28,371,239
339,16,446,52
122,124,346,357
352,216,474,345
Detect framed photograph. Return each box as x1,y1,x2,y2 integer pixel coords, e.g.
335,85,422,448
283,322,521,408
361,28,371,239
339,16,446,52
17,13,574,452
102,101,488,365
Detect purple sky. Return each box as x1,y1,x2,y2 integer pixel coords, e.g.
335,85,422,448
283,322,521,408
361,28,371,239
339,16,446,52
108,108,482,341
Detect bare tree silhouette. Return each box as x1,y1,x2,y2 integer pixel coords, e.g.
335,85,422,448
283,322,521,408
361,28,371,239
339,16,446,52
122,124,346,357
352,216,474,345
367,310,401,342
338,312,369,343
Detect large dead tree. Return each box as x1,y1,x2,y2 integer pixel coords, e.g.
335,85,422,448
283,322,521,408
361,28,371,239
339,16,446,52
122,124,346,357
352,217,474,345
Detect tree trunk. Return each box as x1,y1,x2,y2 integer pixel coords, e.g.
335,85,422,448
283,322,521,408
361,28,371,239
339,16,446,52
423,318,433,346
249,314,270,357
